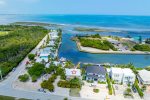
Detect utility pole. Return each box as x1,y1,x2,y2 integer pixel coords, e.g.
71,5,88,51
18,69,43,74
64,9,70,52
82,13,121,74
0,67,3,81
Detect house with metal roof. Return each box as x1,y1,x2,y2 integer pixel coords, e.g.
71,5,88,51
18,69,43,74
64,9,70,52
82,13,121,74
85,65,106,82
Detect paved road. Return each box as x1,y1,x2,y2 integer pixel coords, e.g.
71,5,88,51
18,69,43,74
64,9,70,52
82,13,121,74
0,32,88,100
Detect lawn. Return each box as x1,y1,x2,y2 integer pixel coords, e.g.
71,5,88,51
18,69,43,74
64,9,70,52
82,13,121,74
69,88,80,97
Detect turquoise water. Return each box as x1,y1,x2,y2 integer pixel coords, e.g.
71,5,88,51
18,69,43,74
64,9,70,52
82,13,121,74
1,14,150,67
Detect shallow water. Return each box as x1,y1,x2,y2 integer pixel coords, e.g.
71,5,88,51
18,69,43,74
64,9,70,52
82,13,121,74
1,14,150,67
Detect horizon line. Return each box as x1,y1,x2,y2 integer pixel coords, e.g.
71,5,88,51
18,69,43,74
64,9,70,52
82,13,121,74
0,13,150,17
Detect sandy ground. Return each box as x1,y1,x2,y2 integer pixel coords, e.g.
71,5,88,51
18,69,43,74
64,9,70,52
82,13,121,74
80,82,143,100
80,81,108,100
76,41,150,55
12,68,42,91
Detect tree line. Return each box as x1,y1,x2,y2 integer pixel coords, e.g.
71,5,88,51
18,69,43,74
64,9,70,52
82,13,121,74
0,25,49,77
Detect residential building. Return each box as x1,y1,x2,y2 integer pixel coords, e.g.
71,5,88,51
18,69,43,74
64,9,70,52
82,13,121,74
47,41,55,46
65,68,81,80
49,32,58,40
138,70,150,85
110,68,135,85
122,68,135,85
85,65,106,82
110,68,123,84
39,47,51,62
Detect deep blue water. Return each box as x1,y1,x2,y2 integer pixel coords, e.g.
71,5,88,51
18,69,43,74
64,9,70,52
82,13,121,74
1,14,150,67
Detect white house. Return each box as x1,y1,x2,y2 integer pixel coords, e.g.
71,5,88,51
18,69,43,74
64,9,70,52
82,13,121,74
39,47,51,62
49,32,58,40
122,68,135,85
110,68,135,85
110,68,123,84
47,41,55,46
138,70,150,85
65,68,81,80
40,47,51,57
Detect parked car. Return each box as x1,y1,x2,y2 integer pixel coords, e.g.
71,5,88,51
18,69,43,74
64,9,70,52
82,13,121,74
38,88,46,93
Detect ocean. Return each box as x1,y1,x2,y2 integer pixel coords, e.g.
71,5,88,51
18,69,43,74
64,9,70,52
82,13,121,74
1,14,150,67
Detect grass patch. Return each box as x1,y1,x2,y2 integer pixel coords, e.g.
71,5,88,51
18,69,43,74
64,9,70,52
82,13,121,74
93,88,99,93
69,88,80,97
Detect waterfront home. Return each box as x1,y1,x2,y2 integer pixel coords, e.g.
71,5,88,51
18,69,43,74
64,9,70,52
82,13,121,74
49,32,58,40
138,70,150,85
110,68,123,84
85,65,106,82
110,68,135,85
65,68,81,80
47,41,55,46
122,68,135,85
39,47,51,62
40,47,51,57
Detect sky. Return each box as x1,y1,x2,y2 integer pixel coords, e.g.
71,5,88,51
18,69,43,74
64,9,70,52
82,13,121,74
0,0,150,15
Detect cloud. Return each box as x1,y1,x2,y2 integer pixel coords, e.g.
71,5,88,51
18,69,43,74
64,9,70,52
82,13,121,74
0,0,5,5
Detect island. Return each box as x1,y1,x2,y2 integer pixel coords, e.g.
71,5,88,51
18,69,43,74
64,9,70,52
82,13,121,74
11,22,64,27
74,27,121,32
73,34,150,54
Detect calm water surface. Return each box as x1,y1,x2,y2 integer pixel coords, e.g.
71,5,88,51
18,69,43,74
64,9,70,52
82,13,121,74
1,14,150,67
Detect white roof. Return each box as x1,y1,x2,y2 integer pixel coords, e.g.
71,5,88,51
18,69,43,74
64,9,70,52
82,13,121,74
106,68,111,73
122,68,135,76
111,68,123,74
65,68,81,76
53,61,60,66
48,41,55,46
139,70,150,82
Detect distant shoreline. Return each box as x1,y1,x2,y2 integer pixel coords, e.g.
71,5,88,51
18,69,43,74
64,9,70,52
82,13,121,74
76,41,150,55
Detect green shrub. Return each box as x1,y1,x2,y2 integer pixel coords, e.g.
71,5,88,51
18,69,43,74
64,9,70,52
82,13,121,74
78,37,117,51
18,74,29,82
106,73,113,95
47,83,54,92
32,75,38,82
28,54,35,61
41,80,48,89
93,89,99,93
57,78,81,89
134,79,144,98
64,97,68,100
133,44,150,52
28,63,45,78
98,81,106,84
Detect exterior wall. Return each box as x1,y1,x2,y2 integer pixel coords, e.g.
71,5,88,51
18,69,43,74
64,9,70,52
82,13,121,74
122,75,135,85
86,73,106,82
137,75,150,85
66,75,81,80
111,72,123,84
